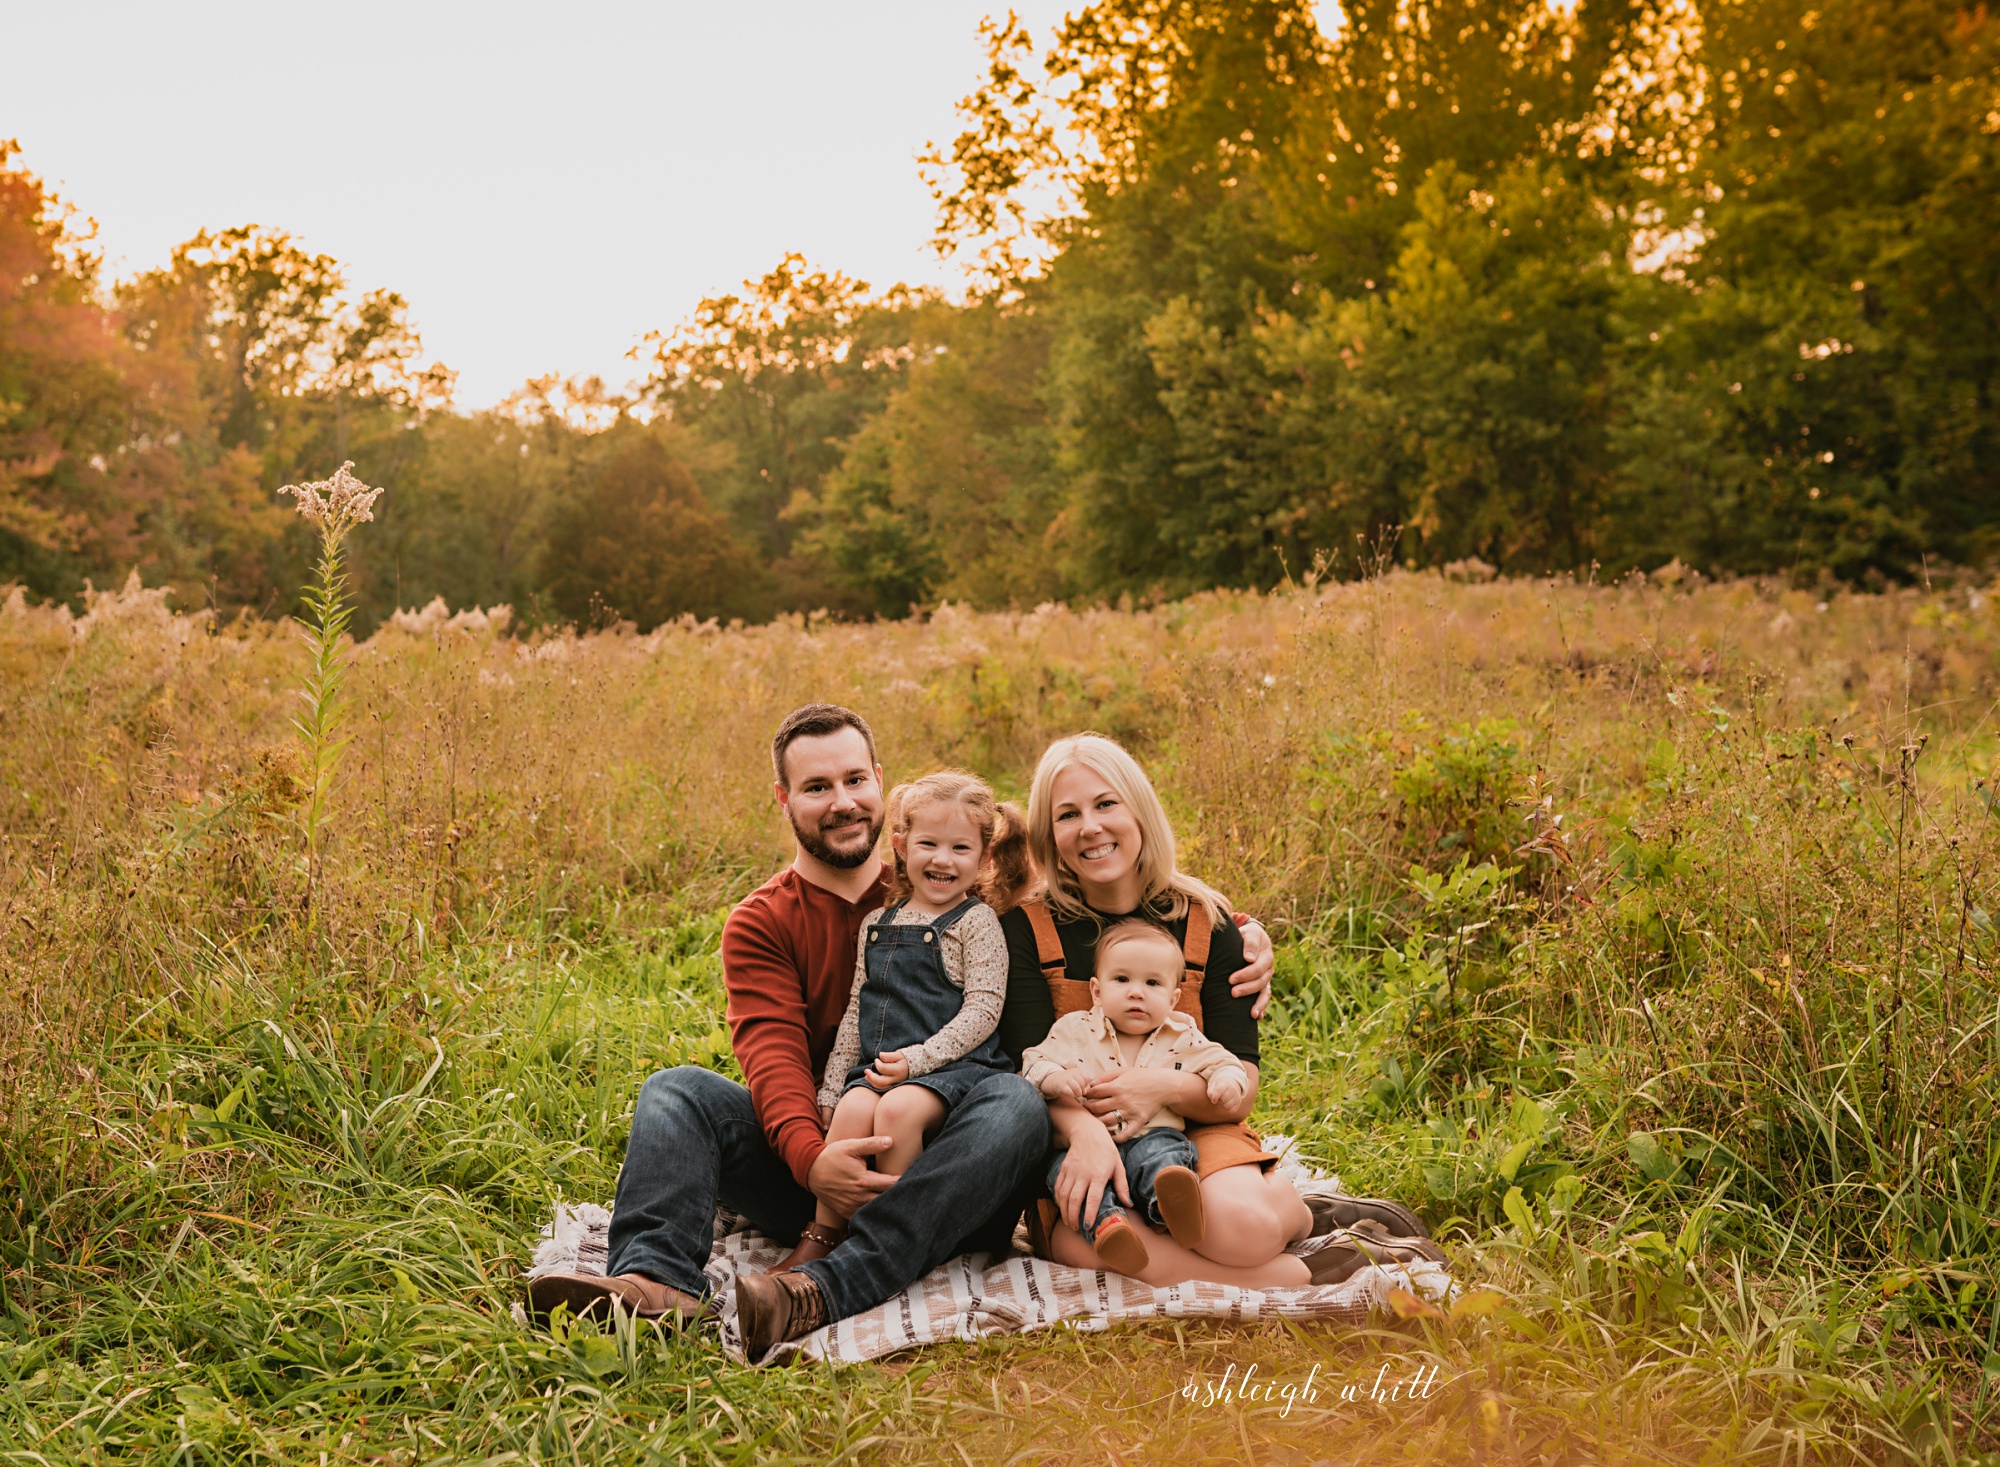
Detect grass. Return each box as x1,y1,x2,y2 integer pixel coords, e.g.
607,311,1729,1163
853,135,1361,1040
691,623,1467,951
4,569,1999,1463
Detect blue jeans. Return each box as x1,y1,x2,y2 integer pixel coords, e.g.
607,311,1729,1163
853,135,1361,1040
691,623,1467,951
1049,1126,1199,1243
606,1065,1049,1322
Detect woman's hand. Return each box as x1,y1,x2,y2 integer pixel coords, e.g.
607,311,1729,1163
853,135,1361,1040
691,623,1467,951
1231,915,1275,1020
866,1051,912,1089
1050,1107,1131,1231
1080,1067,1185,1139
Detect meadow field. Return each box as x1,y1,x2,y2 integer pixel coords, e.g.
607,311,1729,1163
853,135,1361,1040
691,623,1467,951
3,568,1998,1463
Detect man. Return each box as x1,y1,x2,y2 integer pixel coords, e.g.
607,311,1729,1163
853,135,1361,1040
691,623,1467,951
528,703,1280,1355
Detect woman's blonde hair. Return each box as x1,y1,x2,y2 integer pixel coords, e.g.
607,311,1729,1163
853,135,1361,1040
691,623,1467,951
1022,733,1226,923
883,770,1031,910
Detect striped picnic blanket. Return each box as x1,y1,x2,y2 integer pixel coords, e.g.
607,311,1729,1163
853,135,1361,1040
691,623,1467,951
524,1137,1453,1365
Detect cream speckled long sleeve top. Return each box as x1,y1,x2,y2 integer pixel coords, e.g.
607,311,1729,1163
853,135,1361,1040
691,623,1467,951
1019,1006,1248,1133
815,901,1009,1113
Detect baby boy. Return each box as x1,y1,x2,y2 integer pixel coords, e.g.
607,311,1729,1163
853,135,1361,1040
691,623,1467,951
1020,917,1250,1274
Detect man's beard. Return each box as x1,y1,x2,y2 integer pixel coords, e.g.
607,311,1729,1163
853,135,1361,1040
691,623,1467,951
791,809,883,870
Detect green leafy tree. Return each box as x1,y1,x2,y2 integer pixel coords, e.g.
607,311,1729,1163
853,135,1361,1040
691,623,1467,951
920,0,1686,592
1311,163,1633,569
1604,0,2000,577
351,378,613,628
642,256,948,607
793,298,1066,613
540,422,770,629
117,225,451,611
1028,1,1335,594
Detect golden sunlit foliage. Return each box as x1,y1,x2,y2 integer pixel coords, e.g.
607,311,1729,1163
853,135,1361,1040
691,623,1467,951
7,0,1998,631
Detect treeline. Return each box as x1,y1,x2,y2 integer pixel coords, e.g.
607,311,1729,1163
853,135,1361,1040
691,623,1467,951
4,0,1995,629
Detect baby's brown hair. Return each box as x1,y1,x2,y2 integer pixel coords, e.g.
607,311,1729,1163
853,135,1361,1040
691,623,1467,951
1094,918,1183,976
883,770,1031,909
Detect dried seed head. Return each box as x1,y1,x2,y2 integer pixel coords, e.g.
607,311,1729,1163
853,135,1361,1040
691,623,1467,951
279,462,384,537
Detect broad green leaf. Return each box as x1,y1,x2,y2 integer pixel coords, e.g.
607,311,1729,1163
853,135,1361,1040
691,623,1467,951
570,1334,623,1378
1624,1230,1674,1263
1627,1130,1679,1184
1508,1096,1546,1140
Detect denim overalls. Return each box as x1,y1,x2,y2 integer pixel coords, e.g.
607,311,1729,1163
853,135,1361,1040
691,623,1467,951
841,896,1010,1112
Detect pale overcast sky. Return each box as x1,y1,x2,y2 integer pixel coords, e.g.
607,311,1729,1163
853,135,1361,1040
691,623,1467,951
7,1,1074,406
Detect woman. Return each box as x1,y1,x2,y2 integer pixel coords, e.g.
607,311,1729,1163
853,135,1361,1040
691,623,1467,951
994,733,1314,1286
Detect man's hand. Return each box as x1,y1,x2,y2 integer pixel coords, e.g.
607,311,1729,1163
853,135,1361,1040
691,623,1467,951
1231,914,1275,1020
866,1051,912,1090
1050,1110,1131,1231
807,1136,896,1217
1207,1071,1248,1110
1040,1069,1091,1103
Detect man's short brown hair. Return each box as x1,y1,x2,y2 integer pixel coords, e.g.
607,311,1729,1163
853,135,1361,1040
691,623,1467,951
771,703,878,788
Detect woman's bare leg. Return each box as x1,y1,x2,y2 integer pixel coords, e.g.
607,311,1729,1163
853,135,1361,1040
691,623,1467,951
1191,1166,1313,1266
873,1086,947,1175
1049,1218,1309,1288
815,1089,881,1228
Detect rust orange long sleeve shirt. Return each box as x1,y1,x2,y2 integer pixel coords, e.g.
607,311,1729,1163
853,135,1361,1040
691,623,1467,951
720,861,889,1188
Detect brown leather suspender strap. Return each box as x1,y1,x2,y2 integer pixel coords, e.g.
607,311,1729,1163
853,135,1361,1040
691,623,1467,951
1182,902,1212,985
1024,899,1067,981
1026,896,1214,1026
1025,899,1095,1016
1177,902,1210,1029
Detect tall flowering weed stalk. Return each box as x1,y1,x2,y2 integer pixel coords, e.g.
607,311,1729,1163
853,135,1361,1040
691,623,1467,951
277,461,384,928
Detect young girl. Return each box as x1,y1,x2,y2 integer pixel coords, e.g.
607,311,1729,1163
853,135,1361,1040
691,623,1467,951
778,771,1029,1271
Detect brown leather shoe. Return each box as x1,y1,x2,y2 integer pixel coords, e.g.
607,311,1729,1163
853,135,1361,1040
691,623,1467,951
1348,1217,1449,1264
1305,1193,1432,1240
1305,1223,1449,1285
734,1268,829,1357
1153,1165,1207,1249
526,1270,706,1325
769,1220,846,1273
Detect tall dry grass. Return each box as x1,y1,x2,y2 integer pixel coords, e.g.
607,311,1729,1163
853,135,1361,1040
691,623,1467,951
4,568,1998,1460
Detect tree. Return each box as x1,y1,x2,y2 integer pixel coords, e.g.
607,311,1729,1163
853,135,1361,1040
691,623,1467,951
117,225,451,611
793,297,1066,613
347,384,578,628
0,142,133,599
919,0,1681,592
995,3,1341,593
1604,0,2000,577
642,255,949,608
540,422,769,629
1307,162,1632,570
